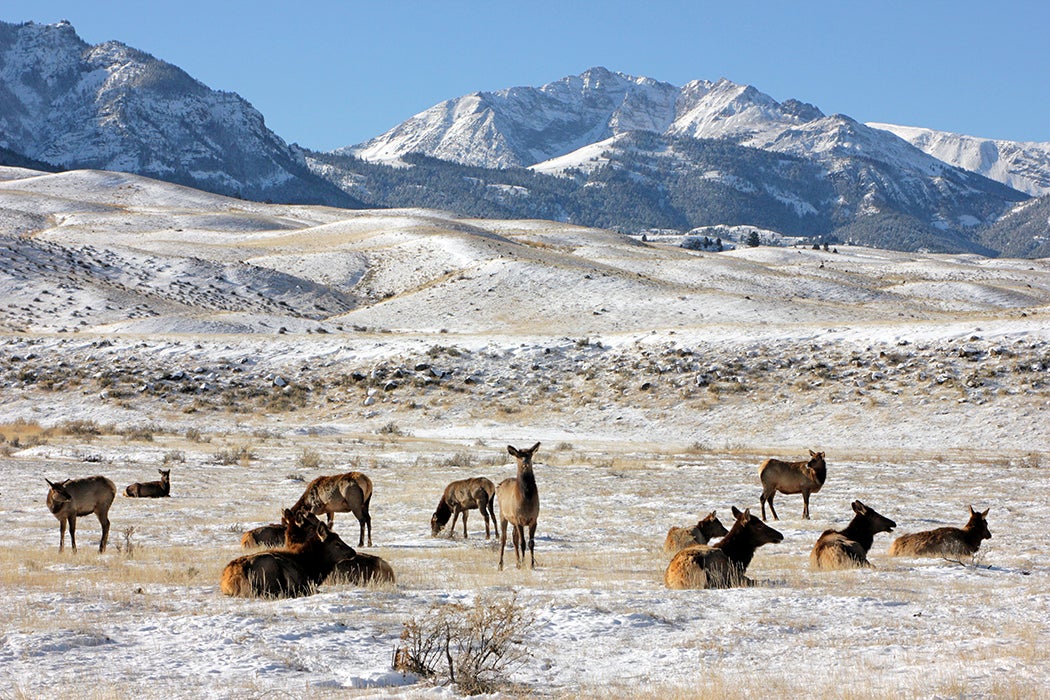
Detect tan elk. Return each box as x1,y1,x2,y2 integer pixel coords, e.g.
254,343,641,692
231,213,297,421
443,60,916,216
284,510,395,587
240,523,286,549
220,509,356,598
759,450,827,521
497,442,541,571
810,500,896,570
431,477,497,539
665,507,783,589
889,506,991,558
125,469,170,498
664,511,730,555
290,471,373,546
45,476,116,553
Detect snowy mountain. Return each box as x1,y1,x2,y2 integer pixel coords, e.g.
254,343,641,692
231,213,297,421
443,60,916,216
868,122,1050,197
0,20,358,207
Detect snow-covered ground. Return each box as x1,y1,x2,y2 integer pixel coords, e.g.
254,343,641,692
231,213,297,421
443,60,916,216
0,167,1048,698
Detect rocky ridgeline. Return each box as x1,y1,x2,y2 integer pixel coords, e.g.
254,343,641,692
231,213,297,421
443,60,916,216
1,334,1047,425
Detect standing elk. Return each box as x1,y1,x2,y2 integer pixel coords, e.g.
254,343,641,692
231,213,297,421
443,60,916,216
497,442,541,571
290,471,373,546
220,509,356,598
240,523,286,549
125,469,170,498
663,511,729,554
45,476,116,553
665,506,783,589
431,477,497,539
810,500,896,570
889,506,991,558
759,450,827,521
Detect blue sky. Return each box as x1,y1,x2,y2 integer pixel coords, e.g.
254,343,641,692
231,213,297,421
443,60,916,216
5,1,1048,151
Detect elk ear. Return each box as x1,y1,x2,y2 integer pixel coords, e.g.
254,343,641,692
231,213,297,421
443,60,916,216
852,500,866,514
46,478,56,488
507,445,520,457
969,505,976,516
809,449,817,457
731,505,744,520
706,510,716,520
316,522,330,541
981,508,990,517
528,441,541,454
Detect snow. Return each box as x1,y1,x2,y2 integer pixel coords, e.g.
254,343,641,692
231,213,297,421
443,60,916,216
0,167,1048,697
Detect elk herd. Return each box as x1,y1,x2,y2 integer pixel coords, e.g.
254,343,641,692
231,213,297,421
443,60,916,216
42,444,992,597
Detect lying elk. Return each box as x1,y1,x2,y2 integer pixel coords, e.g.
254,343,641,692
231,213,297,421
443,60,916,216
220,509,355,598
889,506,991,558
240,523,286,549
45,476,116,553
759,450,827,521
663,511,729,555
125,469,170,498
431,476,497,539
810,500,896,570
290,471,373,546
497,442,540,571
665,507,783,589
285,511,395,587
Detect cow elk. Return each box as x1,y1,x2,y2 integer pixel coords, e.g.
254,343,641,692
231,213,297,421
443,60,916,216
497,442,540,571
125,469,171,498
290,471,373,546
810,500,896,570
431,477,497,539
284,510,395,587
759,450,827,521
220,509,355,598
240,523,286,549
665,507,783,589
889,506,991,558
45,476,116,553
663,511,729,554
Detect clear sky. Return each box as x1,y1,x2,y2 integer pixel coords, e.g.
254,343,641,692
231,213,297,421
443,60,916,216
4,1,1048,151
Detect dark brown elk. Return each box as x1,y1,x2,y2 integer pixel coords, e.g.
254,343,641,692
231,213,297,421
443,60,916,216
497,442,540,570
810,500,897,570
45,476,116,553
124,469,170,498
220,509,356,598
290,471,372,546
240,523,286,549
284,511,395,587
665,507,783,589
431,477,497,539
889,506,991,558
663,511,729,554
759,450,827,521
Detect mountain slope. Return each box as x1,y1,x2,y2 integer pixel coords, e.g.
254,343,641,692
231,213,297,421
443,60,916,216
869,122,1050,197
0,20,359,207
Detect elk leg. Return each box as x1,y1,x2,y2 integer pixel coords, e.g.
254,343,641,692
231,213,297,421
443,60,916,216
98,511,110,553
765,492,779,521
482,499,492,539
802,491,811,520
449,510,460,539
68,516,78,553
363,503,373,547
511,525,522,568
461,509,469,539
498,519,508,571
59,518,67,552
527,523,537,569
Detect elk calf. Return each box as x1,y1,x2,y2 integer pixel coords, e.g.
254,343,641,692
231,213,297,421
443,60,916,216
665,507,783,589
431,476,497,539
240,523,286,549
220,509,355,598
663,511,729,554
497,442,540,570
290,471,373,546
889,506,991,558
45,476,116,553
125,469,170,498
759,450,827,521
811,500,896,570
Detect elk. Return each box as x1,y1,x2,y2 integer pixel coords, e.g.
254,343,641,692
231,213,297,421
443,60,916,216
497,442,540,571
220,509,356,598
889,506,991,558
810,500,896,570
240,523,286,549
124,469,170,498
665,506,783,589
431,476,497,539
290,471,373,546
759,450,827,521
663,511,729,555
45,476,116,553
284,510,395,587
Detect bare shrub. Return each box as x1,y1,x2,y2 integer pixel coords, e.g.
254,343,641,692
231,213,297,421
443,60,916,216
61,419,103,437
121,424,160,442
185,427,206,443
162,450,186,465
297,448,322,470
393,593,534,694
113,526,137,558
212,444,255,465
